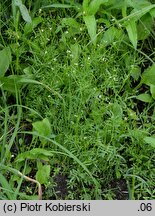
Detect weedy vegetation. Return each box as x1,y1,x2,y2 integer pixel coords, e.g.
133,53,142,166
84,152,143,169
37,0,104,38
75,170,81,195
0,0,155,200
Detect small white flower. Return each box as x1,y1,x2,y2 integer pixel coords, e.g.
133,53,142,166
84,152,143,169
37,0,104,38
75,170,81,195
67,50,71,53
39,8,42,13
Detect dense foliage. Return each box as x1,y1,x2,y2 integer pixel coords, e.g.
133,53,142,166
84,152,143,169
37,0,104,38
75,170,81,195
0,0,155,200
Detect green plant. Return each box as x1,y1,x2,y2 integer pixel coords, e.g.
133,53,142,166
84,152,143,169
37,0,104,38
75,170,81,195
0,0,155,200
41,0,155,48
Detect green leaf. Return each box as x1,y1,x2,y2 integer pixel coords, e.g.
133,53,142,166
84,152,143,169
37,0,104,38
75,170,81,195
70,43,81,62
14,0,32,23
144,136,155,148
36,165,51,184
101,26,121,46
0,76,20,93
127,108,138,120
110,103,123,119
137,13,153,40
136,93,153,103
33,118,51,137
29,148,53,157
126,20,137,49
15,148,53,163
150,85,155,100
61,18,81,29
88,0,108,15
24,17,42,35
0,47,12,77
0,173,15,199
121,4,155,24
42,4,74,9
141,64,155,86
83,15,96,43
0,75,38,93
130,66,141,81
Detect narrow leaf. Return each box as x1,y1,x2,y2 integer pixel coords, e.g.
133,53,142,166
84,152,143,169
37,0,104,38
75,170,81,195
126,20,137,49
42,4,74,9
0,173,15,199
121,4,155,24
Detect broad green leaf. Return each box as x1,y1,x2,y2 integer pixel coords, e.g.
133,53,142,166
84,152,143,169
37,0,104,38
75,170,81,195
15,148,53,163
14,0,32,23
0,76,20,93
150,85,155,100
130,66,141,81
127,108,138,120
24,17,42,35
141,64,155,86
88,0,108,15
33,118,52,145
126,20,137,49
150,7,155,18
61,18,80,29
0,47,12,77
83,0,89,11
36,165,51,184
111,103,123,119
137,13,153,40
101,26,122,46
70,43,81,62
83,15,96,43
144,136,155,148
136,93,153,103
0,75,38,93
30,148,53,157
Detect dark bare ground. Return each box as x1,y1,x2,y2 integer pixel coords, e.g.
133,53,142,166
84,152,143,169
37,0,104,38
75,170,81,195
107,179,128,200
53,174,68,199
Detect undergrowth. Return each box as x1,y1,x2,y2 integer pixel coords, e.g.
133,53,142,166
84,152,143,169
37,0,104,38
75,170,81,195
0,0,155,200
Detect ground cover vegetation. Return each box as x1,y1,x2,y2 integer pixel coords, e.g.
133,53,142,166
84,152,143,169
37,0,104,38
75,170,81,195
0,0,155,200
